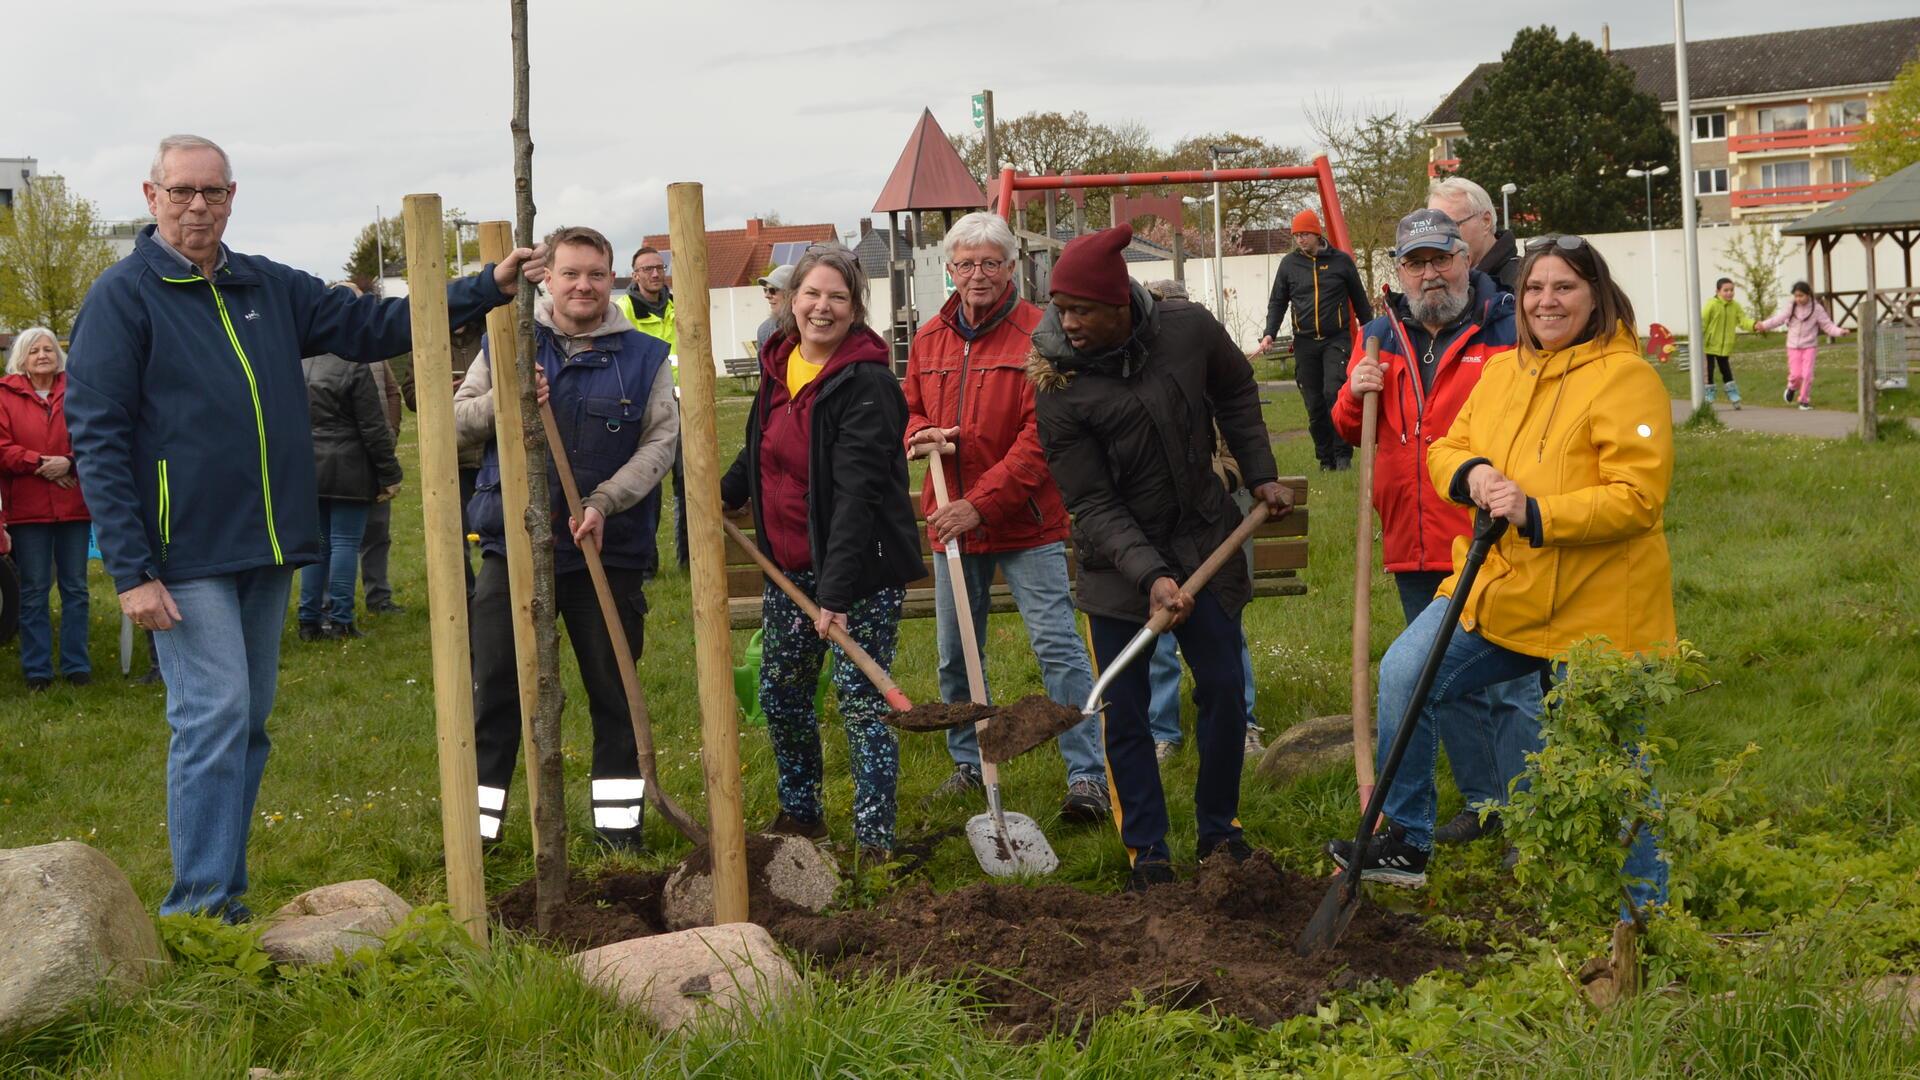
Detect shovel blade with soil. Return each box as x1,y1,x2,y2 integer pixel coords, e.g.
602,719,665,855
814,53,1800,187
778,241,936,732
965,807,1060,876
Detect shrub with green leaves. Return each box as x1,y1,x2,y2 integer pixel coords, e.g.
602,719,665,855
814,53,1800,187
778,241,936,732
1502,640,1707,928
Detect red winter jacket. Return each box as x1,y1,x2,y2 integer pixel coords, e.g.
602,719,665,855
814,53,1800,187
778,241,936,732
903,287,1069,553
1332,270,1514,573
0,372,90,525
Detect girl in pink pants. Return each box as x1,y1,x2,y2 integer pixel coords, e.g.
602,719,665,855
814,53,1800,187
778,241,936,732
1755,281,1848,410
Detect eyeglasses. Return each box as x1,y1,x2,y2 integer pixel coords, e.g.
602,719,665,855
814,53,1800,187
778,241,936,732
161,185,232,205
633,264,667,275
1525,234,1588,253
1398,251,1458,274
950,259,1007,277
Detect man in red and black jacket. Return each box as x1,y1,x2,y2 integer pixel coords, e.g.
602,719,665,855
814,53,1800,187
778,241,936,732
903,212,1109,824
1331,208,1538,850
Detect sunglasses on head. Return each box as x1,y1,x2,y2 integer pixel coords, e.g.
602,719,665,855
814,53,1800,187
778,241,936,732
1525,234,1588,253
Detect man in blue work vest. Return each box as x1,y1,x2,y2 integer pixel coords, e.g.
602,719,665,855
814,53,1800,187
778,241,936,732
66,134,545,921
456,226,678,853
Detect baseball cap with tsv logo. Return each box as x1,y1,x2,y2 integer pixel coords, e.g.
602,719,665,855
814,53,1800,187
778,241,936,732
1393,208,1463,258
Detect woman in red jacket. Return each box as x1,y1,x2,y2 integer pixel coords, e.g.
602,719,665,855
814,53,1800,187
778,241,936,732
0,328,92,690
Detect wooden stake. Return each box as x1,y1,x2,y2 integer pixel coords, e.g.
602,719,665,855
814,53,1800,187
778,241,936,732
668,181,750,926
402,193,488,948
477,221,543,867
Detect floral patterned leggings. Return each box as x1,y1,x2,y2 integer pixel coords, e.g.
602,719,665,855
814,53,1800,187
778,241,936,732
758,569,905,851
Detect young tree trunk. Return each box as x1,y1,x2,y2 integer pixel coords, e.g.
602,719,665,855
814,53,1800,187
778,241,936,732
509,0,568,933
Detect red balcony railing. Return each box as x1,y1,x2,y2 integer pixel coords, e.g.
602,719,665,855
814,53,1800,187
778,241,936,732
1427,158,1460,178
1730,181,1866,209
1727,124,1862,153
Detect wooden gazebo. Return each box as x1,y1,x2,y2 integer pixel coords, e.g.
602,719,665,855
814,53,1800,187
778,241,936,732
871,108,989,369
1780,159,1920,440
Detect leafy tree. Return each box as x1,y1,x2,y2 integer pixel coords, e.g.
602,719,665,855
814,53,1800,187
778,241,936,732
1456,26,1682,235
343,210,469,285
1308,99,1432,296
0,176,115,336
1720,225,1787,321
1856,50,1920,179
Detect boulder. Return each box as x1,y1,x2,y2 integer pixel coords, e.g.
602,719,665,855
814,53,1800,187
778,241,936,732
258,879,411,965
661,834,838,932
572,922,799,1032
1864,975,1920,1031
1256,714,1358,783
0,841,166,1036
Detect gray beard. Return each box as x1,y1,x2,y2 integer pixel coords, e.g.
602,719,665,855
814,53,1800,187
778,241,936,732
1410,284,1470,327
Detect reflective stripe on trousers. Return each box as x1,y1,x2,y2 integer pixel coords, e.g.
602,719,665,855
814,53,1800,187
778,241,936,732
592,776,646,832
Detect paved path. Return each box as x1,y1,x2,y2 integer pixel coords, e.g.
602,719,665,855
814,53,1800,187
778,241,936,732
1668,399,1914,438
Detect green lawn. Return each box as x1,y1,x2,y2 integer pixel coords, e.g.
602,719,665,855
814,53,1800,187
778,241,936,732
5,381,1920,1076
1660,331,1918,422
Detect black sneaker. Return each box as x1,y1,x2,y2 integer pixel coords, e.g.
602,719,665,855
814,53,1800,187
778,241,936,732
1058,778,1109,824
297,622,325,642
1326,822,1430,888
1433,809,1502,845
1784,384,1795,405
763,812,828,840
366,600,406,615
1126,860,1176,893
1202,837,1256,863
136,667,164,686
65,672,92,687
323,622,365,640
26,677,52,693
923,763,984,806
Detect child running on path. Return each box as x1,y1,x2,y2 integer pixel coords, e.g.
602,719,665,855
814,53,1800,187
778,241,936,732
1700,277,1753,408
1755,281,1848,410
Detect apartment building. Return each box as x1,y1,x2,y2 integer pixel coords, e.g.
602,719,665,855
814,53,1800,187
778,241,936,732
0,157,38,211
1422,17,1920,225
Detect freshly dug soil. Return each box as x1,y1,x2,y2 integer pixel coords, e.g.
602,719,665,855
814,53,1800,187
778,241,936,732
885,701,994,732
772,850,1471,1032
978,694,1088,764
493,868,669,952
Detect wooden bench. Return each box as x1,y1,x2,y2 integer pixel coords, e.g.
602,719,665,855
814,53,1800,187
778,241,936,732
723,477,1309,629
723,353,760,393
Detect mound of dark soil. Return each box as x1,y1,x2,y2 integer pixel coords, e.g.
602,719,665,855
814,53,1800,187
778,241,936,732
885,701,993,732
770,851,1470,1032
492,868,669,951
978,694,1087,763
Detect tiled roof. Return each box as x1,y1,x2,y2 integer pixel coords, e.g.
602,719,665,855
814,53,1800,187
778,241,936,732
872,109,989,213
642,220,839,289
1425,17,1920,127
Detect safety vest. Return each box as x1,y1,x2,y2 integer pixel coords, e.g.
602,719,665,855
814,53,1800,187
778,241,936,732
612,291,677,384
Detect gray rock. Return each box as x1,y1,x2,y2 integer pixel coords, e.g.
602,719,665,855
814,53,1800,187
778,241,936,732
572,922,799,1032
661,835,838,932
1256,714,1359,783
257,879,411,965
0,842,166,1036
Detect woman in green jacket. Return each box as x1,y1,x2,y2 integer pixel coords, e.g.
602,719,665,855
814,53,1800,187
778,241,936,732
1700,277,1754,408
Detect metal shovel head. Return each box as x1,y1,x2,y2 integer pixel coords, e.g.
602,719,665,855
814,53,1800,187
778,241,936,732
965,811,1059,877
1295,866,1363,957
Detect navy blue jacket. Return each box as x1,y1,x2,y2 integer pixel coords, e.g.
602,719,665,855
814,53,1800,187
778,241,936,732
467,325,672,576
66,225,509,591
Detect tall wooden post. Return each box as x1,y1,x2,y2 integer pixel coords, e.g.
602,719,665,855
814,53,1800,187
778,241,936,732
477,221,543,863
402,193,488,947
667,182,749,926
1860,231,1879,443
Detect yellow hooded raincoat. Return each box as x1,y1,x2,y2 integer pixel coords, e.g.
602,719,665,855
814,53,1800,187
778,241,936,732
1426,324,1677,658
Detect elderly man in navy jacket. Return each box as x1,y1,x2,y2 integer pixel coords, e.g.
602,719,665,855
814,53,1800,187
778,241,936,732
66,134,545,921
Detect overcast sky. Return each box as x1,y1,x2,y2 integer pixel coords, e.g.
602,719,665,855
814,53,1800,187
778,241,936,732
11,0,1915,277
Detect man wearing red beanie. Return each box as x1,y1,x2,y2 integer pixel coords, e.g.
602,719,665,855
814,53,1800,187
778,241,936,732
1029,225,1293,892
1258,209,1372,471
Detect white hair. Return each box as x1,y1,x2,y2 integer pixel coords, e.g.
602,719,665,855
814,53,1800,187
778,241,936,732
150,134,233,185
1428,176,1494,220
942,211,1018,263
6,327,64,376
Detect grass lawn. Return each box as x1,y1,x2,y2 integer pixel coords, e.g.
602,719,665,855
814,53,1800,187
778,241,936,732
1659,331,1918,422
5,378,1920,1076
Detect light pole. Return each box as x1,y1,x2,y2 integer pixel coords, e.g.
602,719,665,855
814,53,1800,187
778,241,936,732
1499,182,1517,232
1625,165,1671,326
1208,144,1246,320
1183,194,1215,305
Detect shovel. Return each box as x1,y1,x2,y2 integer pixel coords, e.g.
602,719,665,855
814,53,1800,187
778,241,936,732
925,449,1058,877
540,402,707,845
1296,509,1508,957
1061,502,1278,747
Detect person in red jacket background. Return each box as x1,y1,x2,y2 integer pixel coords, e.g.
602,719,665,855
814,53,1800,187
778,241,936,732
1331,209,1539,851
903,212,1108,823
0,328,93,690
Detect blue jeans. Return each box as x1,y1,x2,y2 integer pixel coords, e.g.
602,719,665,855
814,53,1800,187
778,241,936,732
298,498,371,628
935,542,1104,785
11,521,92,680
1147,634,1256,745
1379,597,1667,911
1090,590,1250,864
154,566,295,920
1394,571,1543,808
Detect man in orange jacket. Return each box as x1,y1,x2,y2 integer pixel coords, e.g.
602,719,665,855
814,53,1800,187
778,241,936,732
1259,210,1372,471
904,212,1108,823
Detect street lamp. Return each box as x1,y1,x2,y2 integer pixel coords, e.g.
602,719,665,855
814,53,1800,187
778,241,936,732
1499,182,1517,232
1183,194,1214,303
1208,144,1247,320
1624,166,1670,325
